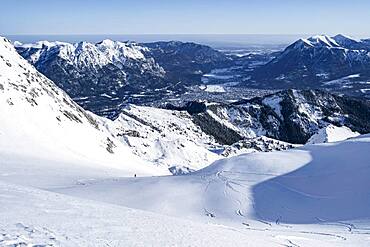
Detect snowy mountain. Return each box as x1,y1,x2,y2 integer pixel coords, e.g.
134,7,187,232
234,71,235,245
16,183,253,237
2,36,370,246
250,34,370,94
1,36,229,176
3,36,368,175
15,39,167,116
4,37,289,176
1,51,369,245
15,39,230,117
107,104,300,174
0,37,165,175
178,89,370,144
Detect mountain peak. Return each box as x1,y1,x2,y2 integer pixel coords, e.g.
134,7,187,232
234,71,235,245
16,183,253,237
251,34,370,87
97,39,116,47
293,38,314,48
290,35,341,50
307,35,340,47
333,34,356,40
332,34,360,46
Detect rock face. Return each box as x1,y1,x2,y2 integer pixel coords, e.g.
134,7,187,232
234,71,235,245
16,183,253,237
250,35,370,90
177,90,370,144
15,40,231,117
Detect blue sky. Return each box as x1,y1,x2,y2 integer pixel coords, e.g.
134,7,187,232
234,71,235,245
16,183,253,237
3,0,370,35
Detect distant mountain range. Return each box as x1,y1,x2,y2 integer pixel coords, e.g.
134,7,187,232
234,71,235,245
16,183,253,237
249,35,370,97
15,40,230,117
13,34,370,120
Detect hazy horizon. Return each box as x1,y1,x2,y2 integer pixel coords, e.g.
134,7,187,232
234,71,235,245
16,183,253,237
6,33,370,49
2,0,370,36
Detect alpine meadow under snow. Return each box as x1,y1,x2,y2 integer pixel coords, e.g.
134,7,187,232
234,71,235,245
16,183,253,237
1,31,370,247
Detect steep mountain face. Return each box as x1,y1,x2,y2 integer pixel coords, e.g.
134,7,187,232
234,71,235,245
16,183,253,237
0,37,163,176
177,90,370,144
250,35,370,91
15,40,232,117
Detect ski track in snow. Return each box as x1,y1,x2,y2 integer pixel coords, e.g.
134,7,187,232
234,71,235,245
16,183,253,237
63,136,370,245
3,141,370,246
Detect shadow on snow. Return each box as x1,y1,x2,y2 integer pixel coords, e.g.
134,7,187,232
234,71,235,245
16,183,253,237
252,139,370,224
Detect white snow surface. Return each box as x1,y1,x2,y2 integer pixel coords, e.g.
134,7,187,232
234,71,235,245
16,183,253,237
53,135,370,246
307,124,360,144
0,181,270,247
2,130,370,246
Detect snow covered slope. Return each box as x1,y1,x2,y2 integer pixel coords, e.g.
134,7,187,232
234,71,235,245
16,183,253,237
307,124,360,144
106,104,297,173
55,135,370,246
0,36,164,176
110,104,220,173
2,134,369,246
0,181,273,247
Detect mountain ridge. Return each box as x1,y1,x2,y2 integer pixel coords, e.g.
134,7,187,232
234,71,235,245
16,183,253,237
249,34,370,94
15,39,231,117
